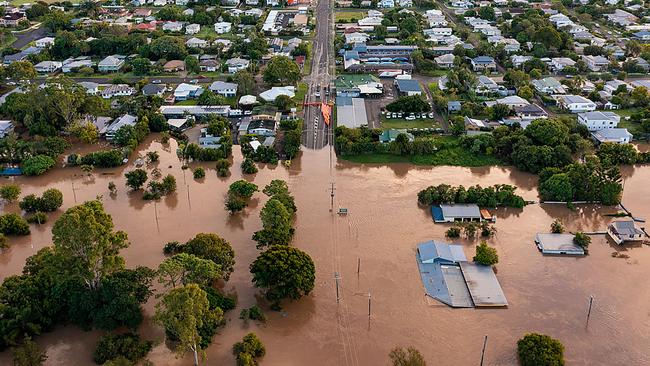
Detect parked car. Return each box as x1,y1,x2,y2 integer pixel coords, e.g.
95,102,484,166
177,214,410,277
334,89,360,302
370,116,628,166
405,115,416,121
152,79,161,84
428,112,434,118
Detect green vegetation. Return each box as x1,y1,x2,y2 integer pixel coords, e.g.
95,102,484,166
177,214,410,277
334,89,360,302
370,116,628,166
125,169,148,191
19,188,63,212
418,184,525,208
26,212,47,225
239,305,266,323
143,174,177,200
380,117,439,130
517,333,565,366
215,159,231,177
79,150,124,168
0,213,30,236
22,155,56,176
551,219,565,234
164,233,236,282
241,158,258,174
232,333,266,366
389,346,426,366
0,184,20,202
93,333,152,365
253,180,296,248
193,167,205,179
573,232,591,249
225,180,258,213
473,241,499,266
10,338,46,366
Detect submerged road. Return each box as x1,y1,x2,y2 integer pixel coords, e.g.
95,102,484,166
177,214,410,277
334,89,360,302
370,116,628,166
302,0,334,150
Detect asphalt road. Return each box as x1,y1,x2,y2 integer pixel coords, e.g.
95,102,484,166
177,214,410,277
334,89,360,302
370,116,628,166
11,26,47,50
301,0,334,150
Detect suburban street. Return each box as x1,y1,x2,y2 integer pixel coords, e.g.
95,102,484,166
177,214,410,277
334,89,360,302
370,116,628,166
301,0,334,150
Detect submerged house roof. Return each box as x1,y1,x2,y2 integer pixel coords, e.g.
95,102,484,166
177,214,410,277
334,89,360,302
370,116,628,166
535,233,585,255
418,240,467,264
458,262,508,307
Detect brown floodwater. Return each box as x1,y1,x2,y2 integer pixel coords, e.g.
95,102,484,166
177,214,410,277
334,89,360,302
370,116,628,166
1,136,650,366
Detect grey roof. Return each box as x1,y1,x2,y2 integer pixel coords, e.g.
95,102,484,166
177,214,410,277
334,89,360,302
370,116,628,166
417,240,467,264
514,104,546,114
591,128,632,141
209,81,238,91
459,262,508,307
336,97,367,128
396,79,422,93
561,95,592,104
472,56,495,64
535,233,585,255
579,111,619,121
142,84,166,95
440,203,481,219
609,220,642,236
416,249,473,308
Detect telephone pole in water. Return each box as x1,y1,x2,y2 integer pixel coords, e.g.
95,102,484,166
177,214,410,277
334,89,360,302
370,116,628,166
334,272,340,303
329,182,335,212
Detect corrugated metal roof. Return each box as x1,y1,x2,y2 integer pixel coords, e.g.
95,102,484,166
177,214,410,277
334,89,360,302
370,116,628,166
459,262,508,307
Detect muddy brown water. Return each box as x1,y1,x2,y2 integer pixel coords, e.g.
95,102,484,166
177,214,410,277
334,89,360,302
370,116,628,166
1,136,650,365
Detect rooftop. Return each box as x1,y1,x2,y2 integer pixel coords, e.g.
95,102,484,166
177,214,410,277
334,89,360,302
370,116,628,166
535,233,585,255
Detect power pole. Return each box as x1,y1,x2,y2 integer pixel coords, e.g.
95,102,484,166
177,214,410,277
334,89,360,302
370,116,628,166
367,291,372,318
329,182,335,212
586,295,594,326
334,272,340,303
71,180,77,203
480,335,488,366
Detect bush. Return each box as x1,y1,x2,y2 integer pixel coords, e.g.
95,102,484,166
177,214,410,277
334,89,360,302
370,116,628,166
144,174,176,199
517,333,564,366
93,333,153,365
216,159,231,177
573,232,591,249
550,219,564,234
22,155,56,176
0,233,6,248
80,150,124,168
19,189,63,212
239,305,266,322
0,184,20,201
26,212,47,224
163,241,181,255
241,158,258,174
473,241,498,266
203,286,237,312
146,151,159,163
446,226,461,238
125,169,148,190
0,213,30,235
193,167,205,179
232,333,265,366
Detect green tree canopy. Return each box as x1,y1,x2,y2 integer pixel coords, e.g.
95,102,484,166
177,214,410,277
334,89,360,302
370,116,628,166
473,241,498,266
263,56,301,86
517,333,564,366
158,253,221,288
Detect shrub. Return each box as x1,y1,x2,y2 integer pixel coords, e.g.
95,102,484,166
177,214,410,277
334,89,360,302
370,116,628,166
473,241,498,266
125,169,148,191
146,151,159,163
203,286,237,312
18,189,63,212
0,233,6,248
517,333,564,366
193,167,205,179
232,333,265,366
22,155,56,176
80,150,124,168
0,184,20,201
216,159,231,177
0,213,30,235
93,333,153,365
241,158,258,174
550,219,564,234
389,347,426,366
446,226,461,238
573,232,591,249
26,212,47,224
240,305,266,322
163,241,181,255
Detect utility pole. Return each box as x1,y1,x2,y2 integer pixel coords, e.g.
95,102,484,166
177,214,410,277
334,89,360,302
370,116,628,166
329,182,335,212
367,291,372,318
71,180,77,203
480,335,488,366
586,295,594,325
357,258,360,276
334,272,340,303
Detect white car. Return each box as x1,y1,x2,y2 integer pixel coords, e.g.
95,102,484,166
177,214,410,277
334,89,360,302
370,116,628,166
397,112,403,118
315,91,320,98
428,113,434,118
405,115,416,121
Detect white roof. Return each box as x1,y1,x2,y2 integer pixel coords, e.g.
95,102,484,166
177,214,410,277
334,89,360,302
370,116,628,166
167,118,188,128
239,95,257,105
259,86,295,102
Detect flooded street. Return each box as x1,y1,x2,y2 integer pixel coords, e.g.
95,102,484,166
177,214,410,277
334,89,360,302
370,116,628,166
1,136,650,365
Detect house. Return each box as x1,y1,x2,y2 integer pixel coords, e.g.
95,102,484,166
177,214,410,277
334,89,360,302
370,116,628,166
532,77,566,95
633,30,650,41
78,81,99,95
470,56,496,72
62,57,94,73
200,59,220,72
397,0,412,6
345,32,369,44
511,55,532,68
582,55,609,72
448,101,461,113
174,83,203,101
495,95,529,108
105,114,137,141
607,220,644,245
432,204,482,223
557,95,596,113
591,128,632,144
0,120,14,138
167,118,190,131
534,233,585,255
225,58,250,73
245,8,263,18
551,57,576,72
434,54,455,69
578,111,620,131
142,83,166,97
464,116,488,130
186,23,200,35
162,21,184,32
259,86,295,102
475,75,500,95
604,79,630,94
101,84,136,99
198,127,221,148
418,240,467,265
357,16,383,27
549,13,573,27
3,46,42,65
395,79,422,96
186,37,208,49
34,61,62,73
377,0,395,7
98,55,124,72
209,81,238,97
514,104,548,120
247,115,279,137
133,8,152,17
0,12,26,27
426,27,452,36
379,129,414,143
336,97,368,128
163,60,185,72
34,37,55,48
214,22,232,34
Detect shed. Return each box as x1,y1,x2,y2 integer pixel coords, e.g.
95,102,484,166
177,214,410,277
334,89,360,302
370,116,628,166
417,240,467,264
436,204,482,223
416,243,473,308
459,262,508,307
534,233,585,255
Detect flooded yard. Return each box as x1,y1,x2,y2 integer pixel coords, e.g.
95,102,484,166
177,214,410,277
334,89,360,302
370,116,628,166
1,136,650,365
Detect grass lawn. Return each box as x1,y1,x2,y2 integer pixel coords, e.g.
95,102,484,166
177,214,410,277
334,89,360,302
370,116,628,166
302,42,313,76
196,27,218,39
295,82,308,111
175,100,198,106
381,117,440,130
334,10,367,22
0,33,16,48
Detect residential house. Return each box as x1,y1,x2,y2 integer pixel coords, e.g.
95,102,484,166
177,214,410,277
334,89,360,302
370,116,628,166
532,77,566,94
426,27,453,36
226,57,250,73
0,120,14,138
135,21,157,32
514,104,548,120
3,46,42,65
186,23,200,35
174,83,203,101
98,55,124,72
209,81,238,97
551,57,576,72
259,86,295,102
582,55,609,72
395,79,422,96
448,101,462,113
0,12,26,27
247,115,278,137
379,129,414,143
163,60,185,72
101,84,136,99
186,37,209,48
495,95,529,108
244,8,263,18
34,37,55,48
200,59,220,72
592,128,632,144
78,81,99,95
214,22,232,34
377,0,395,7
434,53,455,68
357,16,383,27
607,220,644,244
345,32,369,44
633,30,650,41
105,114,137,141
62,57,93,73
142,83,166,97
470,56,496,72
511,55,532,68
162,21,184,32
475,75,501,95
604,79,630,94
578,111,621,131
133,8,152,17
398,0,412,6
34,61,62,73
557,95,597,113
549,13,573,27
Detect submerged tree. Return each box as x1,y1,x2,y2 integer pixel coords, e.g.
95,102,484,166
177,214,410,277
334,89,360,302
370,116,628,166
389,346,426,366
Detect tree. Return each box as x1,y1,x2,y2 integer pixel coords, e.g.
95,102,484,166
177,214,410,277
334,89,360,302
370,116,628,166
539,173,574,202
6,61,36,80
0,213,30,235
131,58,151,75
182,233,236,282
52,200,129,290
226,180,258,213
158,253,220,289
125,169,148,190
197,90,227,106
215,159,231,177
154,284,223,366
573,232,591,249
22,155,56,176
148,36,188,60
233,70,256,95
11,338,47,366
93,333,153,365
250,246,315,307
68,120,99,143
386,95,431,113
473,241,498,266
185,55,200,74
241,158,258,174
526,119,570,147
389,346,426,366
275,94,294,111
477,6,495,21
0,184,20,202
193,167,205,179
232,333,266,366
263,56,301,86
253,198,293,248
517,333,564,366
550,219,565,234
518,86,534,100
19,189,63,212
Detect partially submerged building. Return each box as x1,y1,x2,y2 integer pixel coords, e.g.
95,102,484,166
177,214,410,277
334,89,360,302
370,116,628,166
431,204,482,223
607,220,644,245
535,233,585,255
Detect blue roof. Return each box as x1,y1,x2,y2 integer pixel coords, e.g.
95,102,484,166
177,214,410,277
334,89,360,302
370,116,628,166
418,240,467,264
431,206,444,221
335,96,353,106
634,30,650,36
0,167,22,176
344,50,359,60
473,56,495,64
396,79,422,92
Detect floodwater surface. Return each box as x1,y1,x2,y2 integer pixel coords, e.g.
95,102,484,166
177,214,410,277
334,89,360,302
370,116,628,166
1,136,650,366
